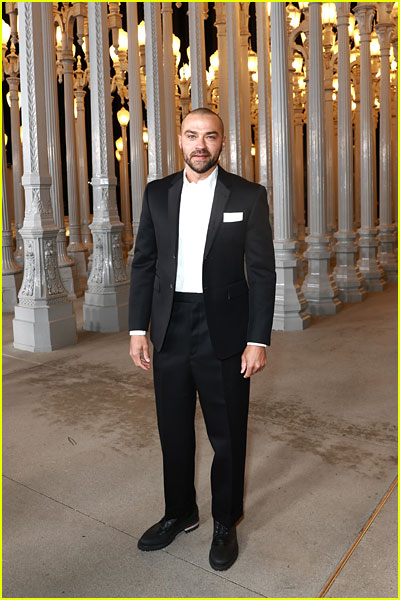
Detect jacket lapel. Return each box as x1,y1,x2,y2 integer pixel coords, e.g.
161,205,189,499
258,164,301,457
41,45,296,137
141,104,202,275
168,171,184,257
204,167,231,259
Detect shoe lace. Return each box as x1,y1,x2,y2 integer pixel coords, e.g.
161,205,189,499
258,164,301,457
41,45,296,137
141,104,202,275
213,521,229,543
158,516,176,533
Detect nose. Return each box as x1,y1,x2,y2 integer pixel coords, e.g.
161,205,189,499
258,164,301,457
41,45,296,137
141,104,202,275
195,137,206,149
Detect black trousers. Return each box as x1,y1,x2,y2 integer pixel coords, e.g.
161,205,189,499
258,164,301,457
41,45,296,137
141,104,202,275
153,292,250,528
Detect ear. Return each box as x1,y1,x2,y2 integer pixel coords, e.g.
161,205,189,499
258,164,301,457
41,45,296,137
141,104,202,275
222,135,226,148
178,135,182,149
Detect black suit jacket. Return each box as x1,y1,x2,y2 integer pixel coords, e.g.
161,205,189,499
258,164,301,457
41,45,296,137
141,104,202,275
129,166,276,359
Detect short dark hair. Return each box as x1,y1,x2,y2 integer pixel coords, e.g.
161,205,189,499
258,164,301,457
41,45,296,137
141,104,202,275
181,107,224,136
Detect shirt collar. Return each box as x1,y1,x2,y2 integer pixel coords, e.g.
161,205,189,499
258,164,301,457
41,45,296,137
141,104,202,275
183,165,219,190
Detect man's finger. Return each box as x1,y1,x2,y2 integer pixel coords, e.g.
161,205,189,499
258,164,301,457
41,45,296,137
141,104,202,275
137,358,150,371
131,348,149,370
143,346,151,363
240,355,247,374
243,363,252,378
132,352,143,367
140,354,151,369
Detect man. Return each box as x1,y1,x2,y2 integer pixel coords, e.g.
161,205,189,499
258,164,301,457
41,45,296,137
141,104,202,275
129,108,275,571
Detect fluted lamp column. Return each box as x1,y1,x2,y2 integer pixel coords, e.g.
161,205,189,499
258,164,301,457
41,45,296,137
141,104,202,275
352,61,361,228
115,143,125,254
256,2,273,207
322,4,338,240
144,2,167,182
83,2,129,332
126,2,147,270
42,3,79,300
391,8,398,235
2,112,23,311
333,2,366,302
117,106,133,255
74,59,92,255
188,2,207,109
56,25,88,295
6,80,24,266
301,2,342,315
214,3,229,169
293,91,306,242
371,43,379,226
376,16,397,281
270,3,310,331
3,21,25,267
13,3,77,352
238,3,253,181
162,2,179,174
226,2,243,176
291,53,306,252
353,3,386,291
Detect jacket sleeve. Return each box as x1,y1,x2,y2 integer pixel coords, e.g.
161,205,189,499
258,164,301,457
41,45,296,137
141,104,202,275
128,185,157,331
245,185,276,345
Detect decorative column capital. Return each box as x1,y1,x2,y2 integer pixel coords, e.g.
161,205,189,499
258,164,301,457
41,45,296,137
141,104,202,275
335,3,350,23
6,75,20,93
376,2,394,24
60,50,74,69
3,44,20,77
375,22,393,54
161,2,173,15
239,2,250,36
74,88,86,114
353,4,375,38
108,1,122,49
74,56,89,92
293,105,304,125
5,2,19,45
214,2,226,29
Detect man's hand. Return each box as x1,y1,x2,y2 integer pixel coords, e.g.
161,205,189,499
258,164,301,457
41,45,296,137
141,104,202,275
130,335,151,371
240,345,267,379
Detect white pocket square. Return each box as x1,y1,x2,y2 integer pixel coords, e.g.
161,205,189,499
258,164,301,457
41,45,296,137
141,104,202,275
223,212,243,223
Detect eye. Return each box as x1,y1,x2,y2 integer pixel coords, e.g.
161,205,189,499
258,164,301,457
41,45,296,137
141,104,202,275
207,135,216,140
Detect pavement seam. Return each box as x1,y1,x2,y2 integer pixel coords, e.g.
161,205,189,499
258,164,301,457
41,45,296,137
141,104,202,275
2,353,43,365
3,474,267,598
161,547,268,597
317,476,398,598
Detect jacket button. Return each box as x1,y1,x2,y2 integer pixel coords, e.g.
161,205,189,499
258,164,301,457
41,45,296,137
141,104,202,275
172,255,176,260
170,284,173,289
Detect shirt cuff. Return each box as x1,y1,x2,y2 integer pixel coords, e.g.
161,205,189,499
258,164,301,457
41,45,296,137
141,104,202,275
130,330,147,336
247,342,267,348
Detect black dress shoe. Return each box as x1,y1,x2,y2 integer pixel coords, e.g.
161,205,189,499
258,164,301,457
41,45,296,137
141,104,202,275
209,520,238,571
137,507,199,551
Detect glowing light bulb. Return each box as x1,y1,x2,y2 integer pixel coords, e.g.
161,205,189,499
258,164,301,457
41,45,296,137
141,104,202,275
118,28,128,52
138,21,146,46
2,19,11,46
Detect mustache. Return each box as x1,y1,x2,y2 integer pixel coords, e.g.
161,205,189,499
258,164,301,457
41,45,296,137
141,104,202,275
190,150,211,157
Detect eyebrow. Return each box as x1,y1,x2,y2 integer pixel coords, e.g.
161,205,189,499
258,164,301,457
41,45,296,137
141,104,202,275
184,130,219,136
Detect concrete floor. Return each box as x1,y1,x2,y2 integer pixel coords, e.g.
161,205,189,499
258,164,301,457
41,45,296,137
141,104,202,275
2,284,398,598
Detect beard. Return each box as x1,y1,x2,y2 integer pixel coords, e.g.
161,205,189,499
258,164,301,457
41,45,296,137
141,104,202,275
182,145,222,174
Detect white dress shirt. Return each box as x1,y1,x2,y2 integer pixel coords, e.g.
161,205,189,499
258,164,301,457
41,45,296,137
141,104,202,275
130,166,265,347
175,166,218,292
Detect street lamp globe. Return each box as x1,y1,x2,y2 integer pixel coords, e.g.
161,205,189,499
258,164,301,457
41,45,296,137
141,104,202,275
117,106,130,127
